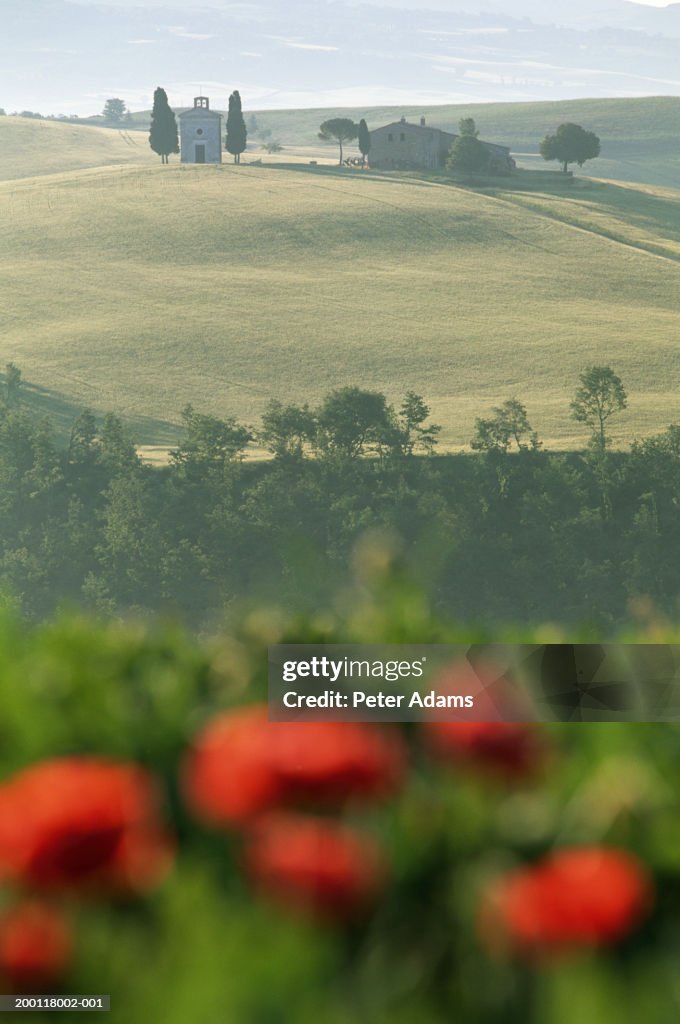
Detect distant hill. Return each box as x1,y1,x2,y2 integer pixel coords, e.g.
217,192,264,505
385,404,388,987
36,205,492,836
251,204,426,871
2,150,680,450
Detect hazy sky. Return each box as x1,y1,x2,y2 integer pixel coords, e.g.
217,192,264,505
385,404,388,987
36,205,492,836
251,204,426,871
5,0,680,115
67,0,677,5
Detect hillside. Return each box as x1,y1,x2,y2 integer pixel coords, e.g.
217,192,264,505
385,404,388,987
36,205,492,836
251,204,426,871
3,95,678,188
0,117,156,181
2,154,680,451
243,96,680,189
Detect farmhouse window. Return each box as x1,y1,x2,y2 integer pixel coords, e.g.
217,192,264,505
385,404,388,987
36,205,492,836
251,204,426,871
400,132,405,141
388,133,393,141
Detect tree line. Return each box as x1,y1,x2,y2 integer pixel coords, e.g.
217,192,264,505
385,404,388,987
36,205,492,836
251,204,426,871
0,363,677,630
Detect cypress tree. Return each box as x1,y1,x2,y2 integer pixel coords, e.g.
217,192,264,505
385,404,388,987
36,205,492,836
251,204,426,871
225,90,247,164
149,87,179,164
358,118,371,167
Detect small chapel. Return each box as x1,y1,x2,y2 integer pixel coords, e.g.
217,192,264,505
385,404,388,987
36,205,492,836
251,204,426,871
178,96,222,164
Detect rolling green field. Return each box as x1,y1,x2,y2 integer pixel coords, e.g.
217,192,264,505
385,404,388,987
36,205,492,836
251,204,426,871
0,117,156,181
0,112,675,448
1,116,679,452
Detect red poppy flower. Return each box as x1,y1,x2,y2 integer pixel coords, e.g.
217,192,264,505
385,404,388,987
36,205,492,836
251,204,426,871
0,901,72,992
184,706,405,826
245,813,387,921
480,847,652,957
0,758,174,894
424,721,544,779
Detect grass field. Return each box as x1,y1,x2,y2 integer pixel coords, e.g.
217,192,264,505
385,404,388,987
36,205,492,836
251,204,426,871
0,117,156,181
2,115,680,453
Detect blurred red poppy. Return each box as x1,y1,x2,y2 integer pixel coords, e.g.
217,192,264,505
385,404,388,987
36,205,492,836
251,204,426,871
424,721,545,779
0,758,174,894
0,901,72,992
480,846,652,957
245,813,387,921
184,705,406,826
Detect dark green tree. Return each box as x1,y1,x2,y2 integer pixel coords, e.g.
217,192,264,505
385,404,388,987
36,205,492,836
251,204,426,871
260,400,316,460
100,413,140,474
540,123,601,173
447,135,488,174
148,87,179,164
314,387,397,459
398,392,441,455
471,399,539,454
318,118,358,165
102,98,127,124
357,118,371,167
570,366,627,450
2,364,22,408
97,473,161,610
458,117,478,137
225,91,247,164
68,409,99,467
172,405,252,476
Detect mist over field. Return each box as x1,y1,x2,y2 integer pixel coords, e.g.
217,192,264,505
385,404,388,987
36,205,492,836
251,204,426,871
4,0,680,116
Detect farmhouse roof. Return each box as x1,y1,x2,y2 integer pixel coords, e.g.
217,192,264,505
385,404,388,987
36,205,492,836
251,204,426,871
375,120,456,139
372,119,511,155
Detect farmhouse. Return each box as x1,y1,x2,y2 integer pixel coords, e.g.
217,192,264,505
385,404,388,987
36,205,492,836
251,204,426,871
179,96,222,164
369,116,514,175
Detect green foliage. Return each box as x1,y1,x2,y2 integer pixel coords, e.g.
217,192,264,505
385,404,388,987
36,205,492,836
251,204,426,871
458,117,478,137
398,391,441,455
3,370,680,630
313,387,397,460
148,87,179,164
260,400,316,459
2,363,22,408
318,118,358,164
102,98,127,124
225,90,247,164
447,135,488,174
570,365,627,450
358,118,371,164
471,399,539,455
540,122,601,173
171,405,252,476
